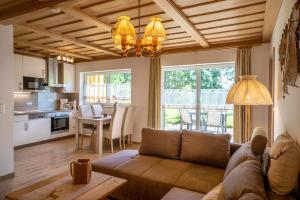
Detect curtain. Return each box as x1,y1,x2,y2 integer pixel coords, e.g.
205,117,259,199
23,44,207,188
234,47,252,143
148,56,161,129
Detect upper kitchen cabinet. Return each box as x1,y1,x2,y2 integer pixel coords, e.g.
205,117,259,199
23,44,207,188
59,63,76,93
14,54,23,92
22,55,46,79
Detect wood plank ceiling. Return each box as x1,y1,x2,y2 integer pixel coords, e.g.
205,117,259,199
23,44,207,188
0,0,282,62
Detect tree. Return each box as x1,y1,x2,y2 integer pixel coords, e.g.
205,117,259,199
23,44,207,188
201,68,222,89
164,70,196,89
108,72,131,84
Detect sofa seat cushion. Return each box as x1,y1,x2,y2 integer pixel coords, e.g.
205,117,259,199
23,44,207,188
176,163,225,194
161,187,205,200
92,150,139,174
142,159,193,185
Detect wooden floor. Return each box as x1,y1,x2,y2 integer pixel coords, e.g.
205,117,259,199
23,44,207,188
0,137,139,200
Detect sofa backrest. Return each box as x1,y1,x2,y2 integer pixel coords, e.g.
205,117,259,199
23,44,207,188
139,128,243,168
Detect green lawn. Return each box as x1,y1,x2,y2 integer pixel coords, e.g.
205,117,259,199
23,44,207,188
164,109,180,125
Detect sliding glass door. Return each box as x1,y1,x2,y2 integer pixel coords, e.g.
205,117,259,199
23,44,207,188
162,63,235,135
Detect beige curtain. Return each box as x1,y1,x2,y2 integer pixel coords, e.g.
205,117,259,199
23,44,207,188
148,56,161,129
234,47,252,143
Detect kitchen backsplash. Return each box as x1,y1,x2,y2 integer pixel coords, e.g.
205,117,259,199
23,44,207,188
14,88,78,111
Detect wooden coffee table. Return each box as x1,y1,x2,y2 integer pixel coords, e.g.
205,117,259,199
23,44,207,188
5,172,127,200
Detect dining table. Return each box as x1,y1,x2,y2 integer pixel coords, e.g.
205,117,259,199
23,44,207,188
76,116,111,155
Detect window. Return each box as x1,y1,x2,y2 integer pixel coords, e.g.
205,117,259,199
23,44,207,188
162,63,235,135
82,70,131,104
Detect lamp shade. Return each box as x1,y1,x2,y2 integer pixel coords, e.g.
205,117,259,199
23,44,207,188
144,17,166,42
226,75,273,105
112,16,136,41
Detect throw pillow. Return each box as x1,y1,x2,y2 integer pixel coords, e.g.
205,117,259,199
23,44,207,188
201,182,225,200
251,127,268,154
223,160,266,199
180,131,231,169
224,143,259,178
267,132,300,195
239,193,264,200
139,128,182,159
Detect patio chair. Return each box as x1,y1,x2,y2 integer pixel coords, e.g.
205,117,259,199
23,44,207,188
205,111,223,133
179,109,194,130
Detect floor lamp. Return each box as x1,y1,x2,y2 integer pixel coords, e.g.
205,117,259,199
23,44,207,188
226,75,273,142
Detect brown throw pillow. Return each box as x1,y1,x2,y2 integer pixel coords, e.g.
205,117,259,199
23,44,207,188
239,193,264,200
267,132,300,195
180,131,231,169
202,182,225,200
224,143,259,178
223,160,266,199
139,128,182,159
251,127,268,154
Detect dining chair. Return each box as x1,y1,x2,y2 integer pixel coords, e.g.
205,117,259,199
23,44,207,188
122,105,135,148
91,103,103,117
103,106,127,153
79,104,96,149
206,111,222,133
179,109,194,130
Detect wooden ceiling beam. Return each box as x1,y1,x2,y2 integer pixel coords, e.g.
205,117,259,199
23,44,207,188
152,0,209,48
262,0,283,41
0,0,83,25
14,38,92,60
60,7,112,32
16,23,119,56
0,0,66,23
14,49,47,58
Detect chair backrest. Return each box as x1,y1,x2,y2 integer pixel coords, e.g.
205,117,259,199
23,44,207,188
79,104,93,117
91,104,102,117
122,106,135,136
207,111,222,126
109,106,127,139
179,109,192,124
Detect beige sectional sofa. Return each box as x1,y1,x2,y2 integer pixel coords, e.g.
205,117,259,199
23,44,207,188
92,128,298,200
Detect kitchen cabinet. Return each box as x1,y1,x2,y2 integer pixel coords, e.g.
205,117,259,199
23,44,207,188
69,111,78,134
13,115,51,147
14,54,23,92
28,118,51,143
22,55,46,79
14,119,29,146
59,63,76,93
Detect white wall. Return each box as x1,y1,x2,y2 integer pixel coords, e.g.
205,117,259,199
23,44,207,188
0,25,14,177
76,57,150,142
271,0,299,143
251,43,270,133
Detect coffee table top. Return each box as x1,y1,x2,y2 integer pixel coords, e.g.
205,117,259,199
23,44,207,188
5,172,127,200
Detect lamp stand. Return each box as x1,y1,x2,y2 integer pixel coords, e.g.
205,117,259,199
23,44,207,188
245,105,251,142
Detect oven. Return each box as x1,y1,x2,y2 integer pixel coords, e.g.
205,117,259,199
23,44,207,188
50,114,69,134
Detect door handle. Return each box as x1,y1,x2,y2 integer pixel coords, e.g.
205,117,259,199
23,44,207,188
24,122,28,131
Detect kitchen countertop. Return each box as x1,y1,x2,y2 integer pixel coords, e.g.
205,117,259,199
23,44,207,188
14,109,77,116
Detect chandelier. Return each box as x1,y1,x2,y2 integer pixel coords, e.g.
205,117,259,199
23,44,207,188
56,55,74,63
111,0,166,57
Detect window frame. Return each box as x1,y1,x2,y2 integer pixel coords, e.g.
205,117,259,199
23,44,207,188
81,69,132,105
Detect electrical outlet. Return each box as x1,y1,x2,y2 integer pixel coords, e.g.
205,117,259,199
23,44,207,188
0,104,5,115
